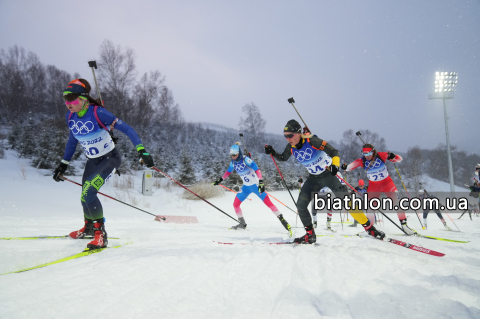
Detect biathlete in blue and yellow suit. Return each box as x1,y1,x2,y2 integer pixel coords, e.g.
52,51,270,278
212,143,292,237
52,79,155,250
265,119,385,244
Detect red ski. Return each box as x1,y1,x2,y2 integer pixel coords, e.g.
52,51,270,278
385,237,445,257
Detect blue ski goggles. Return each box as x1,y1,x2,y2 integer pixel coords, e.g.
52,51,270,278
363,150,374,157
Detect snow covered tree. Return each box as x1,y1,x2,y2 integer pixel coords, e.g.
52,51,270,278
401,146,425,193
178,149,196,185
238,102,266,153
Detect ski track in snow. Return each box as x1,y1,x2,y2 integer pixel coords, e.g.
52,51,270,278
1,152,480,319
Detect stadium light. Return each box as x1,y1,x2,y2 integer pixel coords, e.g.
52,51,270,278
428,71,458,196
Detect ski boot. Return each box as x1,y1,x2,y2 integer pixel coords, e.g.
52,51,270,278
362,220,385,239
348,220,358,227
441,219,451,231
423,219,427,230
230,217,247,230
86,219,108,250
69,219,94,239
400,219,417,236
293,225,316,244
312,215,317,228
278,214,293,238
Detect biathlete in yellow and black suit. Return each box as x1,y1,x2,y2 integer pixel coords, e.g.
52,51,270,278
265,119,385,244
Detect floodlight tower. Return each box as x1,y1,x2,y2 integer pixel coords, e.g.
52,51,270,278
428,71,458,196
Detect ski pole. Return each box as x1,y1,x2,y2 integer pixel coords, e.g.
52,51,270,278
444,212,461,231
60,175,165,220
265,191,298,215
151,166,245,226
339,209,344,231
425,184,462,232
287,97,311,132
393,161,425,229
268,151,297,206
332,171,408,235
219,184,252,201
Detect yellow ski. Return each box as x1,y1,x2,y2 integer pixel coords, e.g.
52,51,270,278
2,244,124,275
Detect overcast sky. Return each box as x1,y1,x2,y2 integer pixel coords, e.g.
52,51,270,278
1,0,479,154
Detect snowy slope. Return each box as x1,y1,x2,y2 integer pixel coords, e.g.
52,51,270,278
0,151,479,319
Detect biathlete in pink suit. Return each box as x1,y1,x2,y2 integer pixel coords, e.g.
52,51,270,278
341,143,417,235
212,143,292,237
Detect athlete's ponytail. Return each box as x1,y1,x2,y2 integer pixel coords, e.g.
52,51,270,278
78,79,102,106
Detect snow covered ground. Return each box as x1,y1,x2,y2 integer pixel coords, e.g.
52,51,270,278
1,151,479,319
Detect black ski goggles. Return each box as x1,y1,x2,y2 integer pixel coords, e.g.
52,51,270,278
284,133,295,139
62,92,88,102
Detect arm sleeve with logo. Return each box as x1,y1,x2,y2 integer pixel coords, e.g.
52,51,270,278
96,108,143,148
244,157,259,170
273,144,293,162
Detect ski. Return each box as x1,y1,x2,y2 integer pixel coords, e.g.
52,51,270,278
0,236,119,240
440,229,461,233
392,234,468,243
214,234,356,245
1,244,126,275
325,227,337,233
358,235,445,257
215,240,298,245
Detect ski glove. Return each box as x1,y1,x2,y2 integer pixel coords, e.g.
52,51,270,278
387,152,396,160
138,149,154,168
341,163,347,170
212,177,223,186
264,145,276,155
258,179,265,193
329,164,339,176
53,162,68,182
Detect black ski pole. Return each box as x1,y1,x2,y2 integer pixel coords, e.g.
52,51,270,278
268,151,297,207
151,166,245,226
60,175,166,220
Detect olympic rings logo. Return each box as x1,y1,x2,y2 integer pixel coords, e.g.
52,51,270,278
293,148,313,162
366,158,382,168
69,120,95,135
234,162,246,171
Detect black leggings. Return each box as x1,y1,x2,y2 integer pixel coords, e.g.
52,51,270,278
297,173,348,226
423,210,443,219
81,148,121,220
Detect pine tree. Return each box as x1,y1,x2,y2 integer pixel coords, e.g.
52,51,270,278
178,149,196,185
17,119,36,158
202,152,216,180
